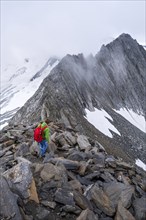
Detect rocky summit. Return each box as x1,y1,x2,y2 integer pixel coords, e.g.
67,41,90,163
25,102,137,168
0,121,146,220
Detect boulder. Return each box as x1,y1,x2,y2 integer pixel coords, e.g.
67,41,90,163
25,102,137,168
76,208,98,220
90,184,115,216
73,190,93,210
3,162,33,199
0,176,23,220
133,196,146,220
55,188,75,206
114,202,135,220
40,162,67,182
77,135,91,150
104,182,134,209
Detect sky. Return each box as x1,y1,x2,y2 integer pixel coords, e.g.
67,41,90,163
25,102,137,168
1,0,145,67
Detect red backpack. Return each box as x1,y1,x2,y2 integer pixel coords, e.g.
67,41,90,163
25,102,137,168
34,125,48,143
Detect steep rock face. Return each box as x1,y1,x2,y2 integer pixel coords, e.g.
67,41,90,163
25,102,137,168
10,34,146,162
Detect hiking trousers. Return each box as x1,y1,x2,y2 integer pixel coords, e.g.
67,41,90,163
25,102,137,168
38,140,49,157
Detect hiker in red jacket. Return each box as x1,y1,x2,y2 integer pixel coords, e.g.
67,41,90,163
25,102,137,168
34,118,50,157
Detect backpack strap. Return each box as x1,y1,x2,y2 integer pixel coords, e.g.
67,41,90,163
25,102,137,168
41,125,48,132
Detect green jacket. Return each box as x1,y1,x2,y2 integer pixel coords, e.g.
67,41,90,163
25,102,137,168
38,122,50,143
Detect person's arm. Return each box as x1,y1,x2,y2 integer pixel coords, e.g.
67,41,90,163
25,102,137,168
44,127,50,143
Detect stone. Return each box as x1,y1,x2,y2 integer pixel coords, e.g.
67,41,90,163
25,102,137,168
0,176,23,220
62,205,81,214
76,208,98,220
48,141,57,153
41,200,56,209
100,171,115,183
139,179,146,191
78,161,88,175
77,135,91,150
28,178,39,203
104,182,134,209
90,184,115,216
55,133,67,146
55,188,75,206
116,161,133,169
40,162,67,182
3,162,33,199
73,190,93,210
0,140,15,148
69,179,83,194
84,171,100,181
29,141,40,155
35,207,50,220
68,151,87,161
63,131,77,145
14,142,29,158
114,202,135,220
133,196,146,220
50,158,80,170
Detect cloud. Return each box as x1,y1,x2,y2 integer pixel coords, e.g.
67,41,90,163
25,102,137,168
1,1,145,67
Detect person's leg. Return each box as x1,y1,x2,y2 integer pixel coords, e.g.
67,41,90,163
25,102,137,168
39,140,48,157
38,142,43,157
42,140,49,156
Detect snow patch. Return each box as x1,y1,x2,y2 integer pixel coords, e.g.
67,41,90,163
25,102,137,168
0,122,8,130
114,108,145,133
85,108,121,138
135,159,146,171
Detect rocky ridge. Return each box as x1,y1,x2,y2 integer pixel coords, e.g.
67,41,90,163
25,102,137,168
0,121,146,220
9,34,146,163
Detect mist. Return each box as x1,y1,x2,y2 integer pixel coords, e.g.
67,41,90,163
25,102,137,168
1,1,145,68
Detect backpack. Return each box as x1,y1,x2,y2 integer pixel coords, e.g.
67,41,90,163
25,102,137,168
34,125,48,143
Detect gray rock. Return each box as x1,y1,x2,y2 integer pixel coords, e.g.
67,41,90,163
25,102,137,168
14,142,29,158
73,190,93,210
62,205,81,214
55,188,75,206
50,157,80,170
133,196,146,220
35,207,50,220
104,182,134,209
0,176,23,220
77,135,91,150
63,131,77,145
29,141,40,155
3,161,33,199
90,184,115,216
115,202,135,220
76,208,98,220
40,162,67,182
41,200,56,209
68,151,87,161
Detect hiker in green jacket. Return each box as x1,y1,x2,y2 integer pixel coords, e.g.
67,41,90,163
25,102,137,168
34,118,50,157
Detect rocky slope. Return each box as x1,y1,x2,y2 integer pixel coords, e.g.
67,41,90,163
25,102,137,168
9,34,146,163
0,121,146,220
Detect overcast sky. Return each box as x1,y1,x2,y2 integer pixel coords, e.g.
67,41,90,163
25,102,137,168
1,0,145,67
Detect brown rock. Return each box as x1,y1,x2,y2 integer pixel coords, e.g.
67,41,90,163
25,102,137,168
114,202,135,220
90,184,115,216
40,162,67,182
76,208,98,220
28,178,39,203
69,179,83,194
73,190,93,210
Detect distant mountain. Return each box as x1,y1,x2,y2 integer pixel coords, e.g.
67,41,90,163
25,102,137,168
0,57,59,128
4,33,146,163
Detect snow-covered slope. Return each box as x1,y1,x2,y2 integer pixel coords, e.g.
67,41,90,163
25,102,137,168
0,57,59,129
85,107,145,137
85,107,146,170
